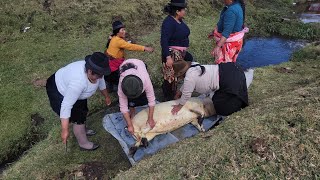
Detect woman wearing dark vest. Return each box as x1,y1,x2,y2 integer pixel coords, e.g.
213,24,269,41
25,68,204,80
208,0,248,64
171,61,248,116
46,52,112,151
104,21,154,92
161,0,193,101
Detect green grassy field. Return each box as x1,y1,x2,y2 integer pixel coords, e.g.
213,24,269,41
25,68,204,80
0,0,319,179
115,60,320,179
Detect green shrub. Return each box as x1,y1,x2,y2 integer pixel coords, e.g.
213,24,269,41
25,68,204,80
292,43,320,61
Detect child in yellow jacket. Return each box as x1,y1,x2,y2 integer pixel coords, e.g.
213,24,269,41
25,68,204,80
104,21,153,92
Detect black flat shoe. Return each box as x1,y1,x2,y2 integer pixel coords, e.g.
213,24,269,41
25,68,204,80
79,143,100,151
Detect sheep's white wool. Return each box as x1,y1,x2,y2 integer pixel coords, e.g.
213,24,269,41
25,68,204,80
132,97,215,146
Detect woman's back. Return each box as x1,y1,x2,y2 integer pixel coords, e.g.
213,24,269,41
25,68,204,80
217,2,244,38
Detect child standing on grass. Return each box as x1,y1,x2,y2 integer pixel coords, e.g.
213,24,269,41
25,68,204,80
104,21,154,92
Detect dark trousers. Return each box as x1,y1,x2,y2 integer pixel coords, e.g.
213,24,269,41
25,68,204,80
212,63,248,116
212,92,244,116
46,74,88,124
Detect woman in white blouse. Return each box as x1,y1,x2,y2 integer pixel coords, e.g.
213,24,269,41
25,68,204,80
171,61,248,117
46,52,112,151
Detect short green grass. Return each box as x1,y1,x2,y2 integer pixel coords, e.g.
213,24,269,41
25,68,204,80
1,0,320,179
114,60,320,179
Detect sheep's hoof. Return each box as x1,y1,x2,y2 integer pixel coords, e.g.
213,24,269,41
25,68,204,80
140,138,149,148
197,116,204,125
129,146,138,156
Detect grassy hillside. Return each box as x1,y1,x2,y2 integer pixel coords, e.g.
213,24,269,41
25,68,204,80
115,61,320,179
0,0,217,167
0,0,319,179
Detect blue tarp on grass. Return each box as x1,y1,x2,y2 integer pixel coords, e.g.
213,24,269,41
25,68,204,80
102,108,223,165
102,68,253,165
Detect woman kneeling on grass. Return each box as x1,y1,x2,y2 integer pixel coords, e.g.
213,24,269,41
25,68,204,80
171,61,248,116
117,59,156,135
104,21,154,92
46,52,112,151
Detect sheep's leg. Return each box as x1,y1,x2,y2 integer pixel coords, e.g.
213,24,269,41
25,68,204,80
189,108,206,132
197,116,204,126
191,118,205,132
129,146,138,157
145,132,160,142
133,134,142,147
140,138,148,148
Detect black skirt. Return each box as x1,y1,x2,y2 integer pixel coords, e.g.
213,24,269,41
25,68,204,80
46,74,88,124
212,63,248,116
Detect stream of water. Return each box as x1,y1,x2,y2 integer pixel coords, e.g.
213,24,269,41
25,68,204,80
237,37,306,69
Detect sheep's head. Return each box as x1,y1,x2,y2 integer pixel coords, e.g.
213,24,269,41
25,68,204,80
201,97,216,117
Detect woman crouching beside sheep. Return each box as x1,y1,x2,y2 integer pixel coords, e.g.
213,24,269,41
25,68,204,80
171,61,248,116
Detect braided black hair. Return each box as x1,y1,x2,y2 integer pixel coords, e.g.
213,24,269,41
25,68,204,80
105,28,121,48
190,64,206,76
163,4,185,16
120,63,137,74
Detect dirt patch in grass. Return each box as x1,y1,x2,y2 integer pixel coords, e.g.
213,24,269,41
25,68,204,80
274,67,295,73
32,78,47,88
0,37,7,44
31,113,45,126
57,161,106,180
249,138,274,160
82,161,105,179
43,0,54,14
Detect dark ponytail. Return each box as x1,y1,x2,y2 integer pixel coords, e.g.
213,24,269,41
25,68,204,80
120,63,137,74
164,5,171,14
190,64,206,76
105,28,121,48
237,0,246,25
199,65,206,76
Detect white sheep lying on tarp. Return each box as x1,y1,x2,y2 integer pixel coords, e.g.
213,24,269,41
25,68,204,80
128,68,254,155
129,96,215,154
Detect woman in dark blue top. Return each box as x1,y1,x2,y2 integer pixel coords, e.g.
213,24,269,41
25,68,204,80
209,0,248,64
160,0,193,101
